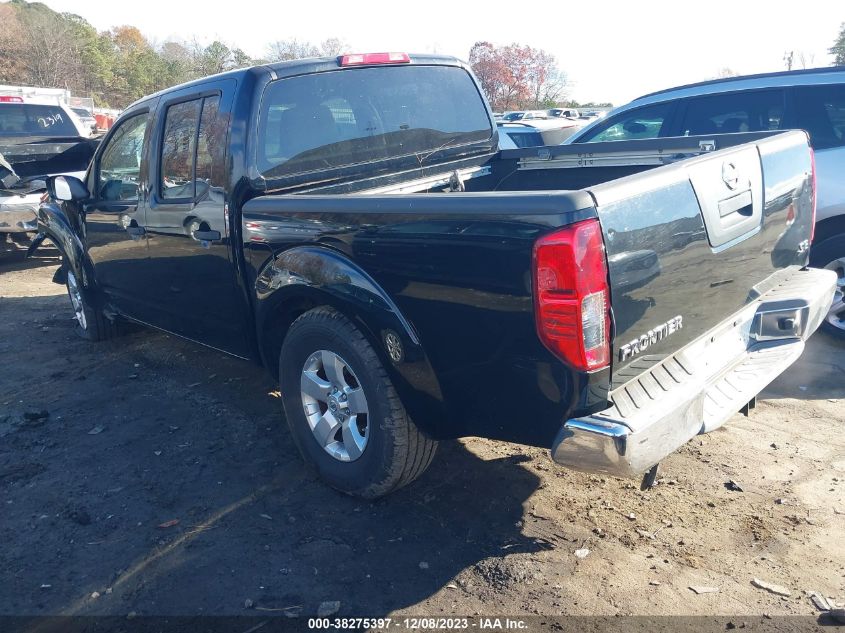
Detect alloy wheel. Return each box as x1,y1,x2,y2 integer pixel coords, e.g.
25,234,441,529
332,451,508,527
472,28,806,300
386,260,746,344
300,350,370,462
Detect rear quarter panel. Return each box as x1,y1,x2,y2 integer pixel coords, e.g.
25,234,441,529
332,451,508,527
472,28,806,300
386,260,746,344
242,192,606,445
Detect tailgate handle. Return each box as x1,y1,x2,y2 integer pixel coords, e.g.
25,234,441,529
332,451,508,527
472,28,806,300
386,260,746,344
718,190,753,218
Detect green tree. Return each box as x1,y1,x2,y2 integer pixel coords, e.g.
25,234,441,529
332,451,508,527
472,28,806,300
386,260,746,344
231,48,254,69
198,40,232,76
106,26,164,105
62,13,114,103
831,22,845,65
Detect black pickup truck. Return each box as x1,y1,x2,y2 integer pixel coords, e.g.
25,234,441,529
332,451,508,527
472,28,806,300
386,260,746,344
36,53,835,498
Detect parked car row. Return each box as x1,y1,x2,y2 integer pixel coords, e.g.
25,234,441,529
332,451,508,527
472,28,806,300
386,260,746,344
494,108,607,122
494,108,608,148
565,66,845,338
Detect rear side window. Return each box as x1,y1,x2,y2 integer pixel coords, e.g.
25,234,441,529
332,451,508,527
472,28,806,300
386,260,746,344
0,104,79,137
793,84,845,150
577,102,672,143
161,100,201,199
160,95,222,200
258,65,492,178
680,90,784,135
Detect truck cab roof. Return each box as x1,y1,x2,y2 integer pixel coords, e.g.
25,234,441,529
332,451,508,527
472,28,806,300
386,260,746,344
126,53,469,111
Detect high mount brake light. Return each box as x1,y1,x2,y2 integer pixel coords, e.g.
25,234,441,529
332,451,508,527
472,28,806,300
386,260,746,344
339,52,411,66
0,96,24,103
533,219,611,372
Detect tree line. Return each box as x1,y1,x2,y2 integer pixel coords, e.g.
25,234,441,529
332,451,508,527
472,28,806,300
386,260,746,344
0,0,349,108
4,0,841,113
0,0,598,113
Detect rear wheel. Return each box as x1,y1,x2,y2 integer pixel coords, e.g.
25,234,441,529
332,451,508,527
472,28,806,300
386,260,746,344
810,233,845,340
65,269,119,341
279,307,437,498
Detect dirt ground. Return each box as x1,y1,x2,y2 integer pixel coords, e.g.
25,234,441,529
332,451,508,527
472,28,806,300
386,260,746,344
1,245,844,619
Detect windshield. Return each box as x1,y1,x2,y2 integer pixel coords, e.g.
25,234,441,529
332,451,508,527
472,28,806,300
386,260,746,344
0,104,79,137
258,64,492,179
503,112,525,121
72,107,92,118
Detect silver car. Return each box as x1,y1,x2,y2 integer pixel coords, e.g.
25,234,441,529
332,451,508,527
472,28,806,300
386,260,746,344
565,67,845,338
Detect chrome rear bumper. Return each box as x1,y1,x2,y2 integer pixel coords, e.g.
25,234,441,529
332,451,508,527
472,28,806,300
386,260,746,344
551,267,837,478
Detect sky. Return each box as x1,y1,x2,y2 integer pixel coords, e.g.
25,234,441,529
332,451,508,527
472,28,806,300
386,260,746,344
37,0,844,106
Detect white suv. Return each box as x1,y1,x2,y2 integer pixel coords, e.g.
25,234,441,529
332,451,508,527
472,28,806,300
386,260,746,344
565,67,845,338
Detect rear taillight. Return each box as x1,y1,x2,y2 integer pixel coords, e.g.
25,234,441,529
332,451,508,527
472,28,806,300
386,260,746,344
339,52,410,66
533,219,611,372
810,147,817,243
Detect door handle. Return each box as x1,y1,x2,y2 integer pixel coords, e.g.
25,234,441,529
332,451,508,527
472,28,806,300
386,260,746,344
126,226,145,237
191,229,221,242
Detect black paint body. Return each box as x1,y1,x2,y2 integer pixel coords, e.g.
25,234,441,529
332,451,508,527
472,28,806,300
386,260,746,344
37,56,814,450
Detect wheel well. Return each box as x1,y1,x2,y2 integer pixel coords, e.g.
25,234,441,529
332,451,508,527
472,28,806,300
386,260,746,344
260,297,320,380
260,298,400,385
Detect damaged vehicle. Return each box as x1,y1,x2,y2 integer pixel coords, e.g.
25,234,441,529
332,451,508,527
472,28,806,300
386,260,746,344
0,96,97,253
33,53,835,498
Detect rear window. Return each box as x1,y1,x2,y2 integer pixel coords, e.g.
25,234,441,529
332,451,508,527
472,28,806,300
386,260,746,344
680,89,784,135
794,84,845,150
258,65,492,179
0,103,79,137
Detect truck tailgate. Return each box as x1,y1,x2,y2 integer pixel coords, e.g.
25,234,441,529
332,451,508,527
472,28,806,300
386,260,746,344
549,131,836,478
587,131,815,388
0,136,96,179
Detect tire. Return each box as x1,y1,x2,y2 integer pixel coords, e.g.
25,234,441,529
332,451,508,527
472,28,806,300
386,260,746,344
279,307,437,498
809,232,845,340
65,268,119,341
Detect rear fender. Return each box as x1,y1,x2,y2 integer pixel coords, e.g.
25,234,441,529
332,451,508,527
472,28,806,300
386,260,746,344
254,245,448,438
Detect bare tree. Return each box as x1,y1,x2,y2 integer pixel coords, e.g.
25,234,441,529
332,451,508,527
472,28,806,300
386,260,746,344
320,37,349,57
0,4,26,84
527,49,567,108
797,50,815,69
18,10,86,90
715,67,739,78
266,38,319,62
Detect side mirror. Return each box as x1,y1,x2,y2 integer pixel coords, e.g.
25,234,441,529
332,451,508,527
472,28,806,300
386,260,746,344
49,175,89,202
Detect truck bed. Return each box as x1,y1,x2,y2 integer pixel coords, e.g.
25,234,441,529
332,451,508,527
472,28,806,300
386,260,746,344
243,131,819,448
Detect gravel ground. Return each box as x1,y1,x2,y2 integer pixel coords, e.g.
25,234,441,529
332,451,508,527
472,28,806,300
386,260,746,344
1,247,844,618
